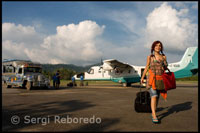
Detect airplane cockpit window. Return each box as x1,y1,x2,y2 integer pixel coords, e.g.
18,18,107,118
87,69,90,73
88,69,94,74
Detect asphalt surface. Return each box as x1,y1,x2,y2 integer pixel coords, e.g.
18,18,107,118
2,82,198,132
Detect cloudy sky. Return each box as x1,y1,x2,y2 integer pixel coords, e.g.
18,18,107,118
2,1,198,66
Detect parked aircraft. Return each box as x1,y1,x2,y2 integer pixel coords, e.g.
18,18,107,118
73,47,198,86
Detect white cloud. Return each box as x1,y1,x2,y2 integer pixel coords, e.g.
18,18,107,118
2,23,44,60
2,40,29,60
2,2,197,66
39,20,105,65
2,21,105,66
145,2,197,53
2,23,44,45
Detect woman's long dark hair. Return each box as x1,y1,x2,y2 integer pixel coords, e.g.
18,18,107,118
151,40,165,57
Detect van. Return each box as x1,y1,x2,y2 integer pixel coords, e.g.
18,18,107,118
2,59,50,90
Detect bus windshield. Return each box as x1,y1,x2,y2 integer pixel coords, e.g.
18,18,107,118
24,67,42,73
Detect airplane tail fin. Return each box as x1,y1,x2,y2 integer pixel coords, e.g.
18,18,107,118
169,47,198,78
180,47,198,70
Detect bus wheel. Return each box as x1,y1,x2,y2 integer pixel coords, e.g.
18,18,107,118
26,81,32,90
6,84,12,88
22,81,27,88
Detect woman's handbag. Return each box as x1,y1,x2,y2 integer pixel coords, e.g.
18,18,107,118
162,68,176,91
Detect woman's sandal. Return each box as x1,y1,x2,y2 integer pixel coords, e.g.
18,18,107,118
152,117,159,123
151,115,159,123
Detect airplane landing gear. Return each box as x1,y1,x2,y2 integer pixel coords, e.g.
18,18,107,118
122,82,131,87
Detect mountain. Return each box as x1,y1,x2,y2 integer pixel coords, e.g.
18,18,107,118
41,63,101,73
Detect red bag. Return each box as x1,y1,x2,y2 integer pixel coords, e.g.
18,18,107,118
162,68,176,91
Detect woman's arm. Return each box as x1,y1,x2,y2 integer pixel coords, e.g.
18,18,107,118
140,55,151,83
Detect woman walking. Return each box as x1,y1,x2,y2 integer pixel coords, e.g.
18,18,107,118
140,40,168,123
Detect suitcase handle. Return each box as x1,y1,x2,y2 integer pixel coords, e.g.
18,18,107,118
139,83,149,104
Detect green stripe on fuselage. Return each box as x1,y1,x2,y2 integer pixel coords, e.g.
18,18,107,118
111,76,141,83
78,78,111,81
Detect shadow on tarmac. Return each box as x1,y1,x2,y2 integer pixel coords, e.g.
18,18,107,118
69,118,121,132
5,86,75,91
157,101,192,124
2,100,96,131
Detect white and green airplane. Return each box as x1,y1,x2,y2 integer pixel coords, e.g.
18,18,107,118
74,47,198,86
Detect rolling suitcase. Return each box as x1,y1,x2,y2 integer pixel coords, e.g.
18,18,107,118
134,86,151,113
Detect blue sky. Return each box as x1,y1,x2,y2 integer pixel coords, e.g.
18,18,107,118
2,1,198,66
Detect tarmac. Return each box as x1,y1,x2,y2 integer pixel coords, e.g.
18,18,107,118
2,82,198,132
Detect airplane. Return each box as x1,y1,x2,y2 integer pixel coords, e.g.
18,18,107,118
73,47,198,87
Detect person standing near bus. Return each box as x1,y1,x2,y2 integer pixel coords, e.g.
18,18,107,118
56,70,60,89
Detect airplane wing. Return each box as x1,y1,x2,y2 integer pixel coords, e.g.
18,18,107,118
103,59,133,70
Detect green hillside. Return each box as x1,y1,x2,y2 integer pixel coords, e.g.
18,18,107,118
41,63,101,80
176,75,198,81
42,63,101,73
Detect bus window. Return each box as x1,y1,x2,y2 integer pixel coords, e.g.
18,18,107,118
5,66,14,73
3,66,6,73
18,68,22,74
24,67,42,73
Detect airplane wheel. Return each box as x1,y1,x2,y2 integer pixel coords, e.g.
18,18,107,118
122,83,131,87
26,81,32,90
122,83,127,87
127,83,132,87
